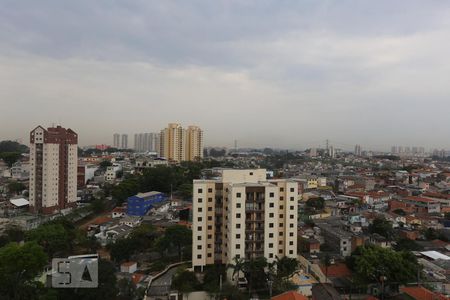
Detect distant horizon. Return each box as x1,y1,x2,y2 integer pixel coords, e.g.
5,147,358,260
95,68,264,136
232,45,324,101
2,1,450,150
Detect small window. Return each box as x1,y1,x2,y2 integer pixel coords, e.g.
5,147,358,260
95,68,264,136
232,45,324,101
208,225,212,230
197,245,202,250
198,188,203,193
279,249,283,254
290,232,294,237
237,203,241,208
269,213,274,217
198,198,203,203
290,188,295,192
208,244,212,248
269,223,274,228
236,244,241,249
280,205,284,209
198,217,202,221
269,253,274,258
289,241,294,246
279,214,284,218
236,193,242,198
289,250,293,255
236,213,241,218
280,232,284,236
280,187,284,192
290,224,294,228
236,224,241,229
207,253,212,257
197,236,202,241
208,234,212,239
198,208,202,212
269,233,274,238
290,206,294,210
197,254,202,259
269,243,273,248
197,226,202,231
279,223,284,227
208,188,213,193
290,215,294,219
208,198,213,202
269,202,274,208
290,197,294,201
208,207,212,211
269,192,274,197
236,234,241,239
280,196,284,201
208,216,212,221
250,172,253,175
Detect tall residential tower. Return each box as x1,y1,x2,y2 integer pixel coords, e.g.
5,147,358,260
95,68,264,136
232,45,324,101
159,123,203,162
29,125,78,214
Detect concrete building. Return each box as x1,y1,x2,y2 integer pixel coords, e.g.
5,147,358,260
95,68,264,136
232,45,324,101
354,144,361,156
113,133,120,148
192,169,298,276
316,221,352,257
159,123,203,162
134,132,159,152
186,125,204,161
121,134,128,149
29,125,78,214
127,191,167,216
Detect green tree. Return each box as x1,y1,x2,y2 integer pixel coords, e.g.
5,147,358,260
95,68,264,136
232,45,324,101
90,197,107,214
350,245,419,286
128,224,158,251
171,269,200,297
26,223,70,257
7,181,26,195
322,254,332,282
157,225,192,261
99,160,113,170
0,140,28,153
394,238,423,252
0,152,22,167
0,242,48,300
117,277,137,300
424,228,439,240
369,217,394,239
306,197,325,210
227,256,246,282
178,183,193,200
203,265,226,294
108,238,136,263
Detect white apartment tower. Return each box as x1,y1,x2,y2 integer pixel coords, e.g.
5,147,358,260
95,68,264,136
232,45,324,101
121,134,128,149
192,169,298,277
29,126,78,214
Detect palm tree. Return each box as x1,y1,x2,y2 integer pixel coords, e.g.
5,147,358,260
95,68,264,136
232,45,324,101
227,256,245,282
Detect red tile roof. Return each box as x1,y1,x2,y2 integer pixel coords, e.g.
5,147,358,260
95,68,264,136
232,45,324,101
401,286,448,300
271,291,308,300
320,263,352,278
404,196,436,203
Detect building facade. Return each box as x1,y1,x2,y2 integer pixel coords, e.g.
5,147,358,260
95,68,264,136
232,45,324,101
29,125,78,214
159,123,203,162
127,191,167,216
192,169,298,274
121,134,128,149
113,133,120,148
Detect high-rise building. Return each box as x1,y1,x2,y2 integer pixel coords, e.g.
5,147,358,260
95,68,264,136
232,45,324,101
121,134,128,149
160,123,186,161
159,123,203,162
391,146,397,154
192,169,298,276
113,133,120,148
186,126,204,161
29,125,78,214
354,145,362,156
133,132,159,152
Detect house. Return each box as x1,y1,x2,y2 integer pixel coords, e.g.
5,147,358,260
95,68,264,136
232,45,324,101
311,283,341,300
271,290,308,300
369,233,391,248
400,286,448,300
120,261,137,274
112,207,126,219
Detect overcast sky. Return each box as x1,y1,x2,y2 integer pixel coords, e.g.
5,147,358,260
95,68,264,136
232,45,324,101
1,1,449,151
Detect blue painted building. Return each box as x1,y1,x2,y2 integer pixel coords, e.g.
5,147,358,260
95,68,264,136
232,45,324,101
127,191,167,216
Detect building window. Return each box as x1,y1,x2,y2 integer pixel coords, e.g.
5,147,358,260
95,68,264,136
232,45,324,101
197,236,202,241
279,241,283,245
197,245,202,250
290,197,294,201
289,241,294,245
279,232,284,236
198,217,202,221
290,188,295,192
208,198,213,202
236,254,240,258
236,224,241,229
208,216,212,221
269,213,274,217
237,203,241,208
198,188,203,193
208,234,212,239
269,253,274,258
289,250,294,255
290,224,294,228
290,232,294,237
236,193,241,198
269,233,274,238
236,234,241,239
208,225,212,230
279,214,283,218
290,206,294,210
208,253,212,257
290,215,294,219
279,223,283,227
208,244,212,248
269,243,274,248
197,255,202,259
269,192,274,197
279,249,283,254
197,226,202,231
198,208,202,212
280,196,284,201
208,207,212,211
236,213,241,218
198,198,203,203
280,205,284,209
208,188,213,193
236,244,241,249
250,172,253,175
269,223,274,228
269,202,274,208
280,187,284,192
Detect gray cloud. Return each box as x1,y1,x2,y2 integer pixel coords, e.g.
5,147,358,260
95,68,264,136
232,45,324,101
0,0,450,150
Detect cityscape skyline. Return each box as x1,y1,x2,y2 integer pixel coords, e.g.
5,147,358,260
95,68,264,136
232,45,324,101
2,1,450,149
